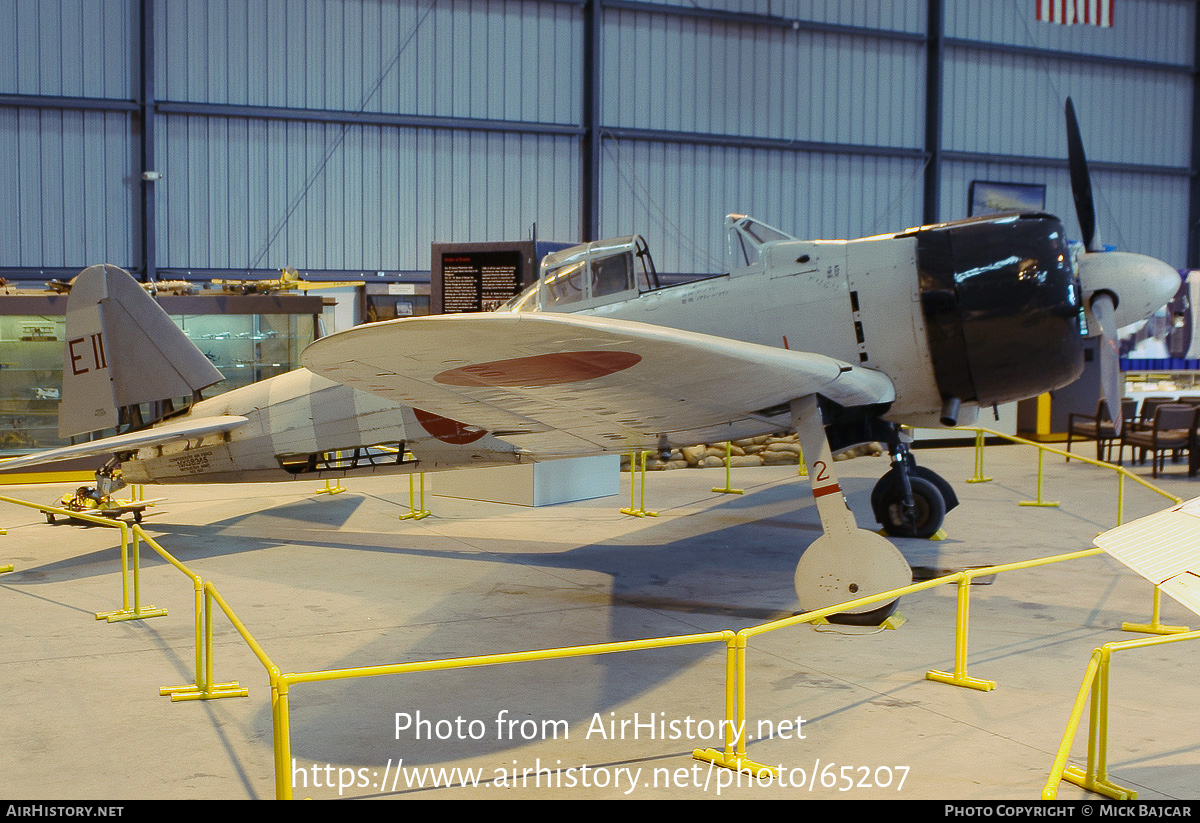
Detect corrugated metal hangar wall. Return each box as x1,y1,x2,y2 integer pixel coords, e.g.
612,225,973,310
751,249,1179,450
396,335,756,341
0,0,1195,280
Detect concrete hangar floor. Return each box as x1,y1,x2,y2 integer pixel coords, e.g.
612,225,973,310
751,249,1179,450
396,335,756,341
0,442,1196,801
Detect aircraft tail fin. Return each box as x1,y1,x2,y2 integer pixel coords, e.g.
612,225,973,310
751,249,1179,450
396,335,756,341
59,265,224,438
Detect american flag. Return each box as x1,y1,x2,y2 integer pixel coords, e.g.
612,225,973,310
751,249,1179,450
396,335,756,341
1037,0,1113,26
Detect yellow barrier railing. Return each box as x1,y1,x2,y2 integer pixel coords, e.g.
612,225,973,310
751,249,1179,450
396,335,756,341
962,427,1188,636
962,427,1182,523
3,433,1188,800
695,547,1114,776
274,630,735,799
1043,629,1200,800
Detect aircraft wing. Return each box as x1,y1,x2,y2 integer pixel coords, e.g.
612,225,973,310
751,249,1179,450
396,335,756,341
302,312,895,457
0,415,249,472
1094,497,1200,617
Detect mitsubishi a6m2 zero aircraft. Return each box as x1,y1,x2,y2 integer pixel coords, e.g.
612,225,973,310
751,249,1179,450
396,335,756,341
1,100,1180,620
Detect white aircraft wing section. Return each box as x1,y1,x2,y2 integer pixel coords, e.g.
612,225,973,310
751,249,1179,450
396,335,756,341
1094,497,1200,617
0,415,249,472
302,312,895,457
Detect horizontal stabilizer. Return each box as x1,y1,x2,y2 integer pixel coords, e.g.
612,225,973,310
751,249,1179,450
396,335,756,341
0,415,248,472
1094,497,1200,617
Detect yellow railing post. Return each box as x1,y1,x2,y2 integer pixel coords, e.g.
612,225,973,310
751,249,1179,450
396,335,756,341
967,429,992,483
160,582,248,702
93,519,167,623
621,452,658,517
399,472,430,520
1048,630,1200,799
692,631,775,777
316,452,347,496
1121,585,1190,634
711,442,744,495
925,573,996,691
274,674,293,800
1019,448,1060,508
1044,651,1103,799
1059,646,1134,800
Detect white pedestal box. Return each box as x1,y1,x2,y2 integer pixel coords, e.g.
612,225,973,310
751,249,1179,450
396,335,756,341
431,455,620,507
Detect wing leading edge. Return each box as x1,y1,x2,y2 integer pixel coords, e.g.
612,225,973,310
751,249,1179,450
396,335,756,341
302,312,895,457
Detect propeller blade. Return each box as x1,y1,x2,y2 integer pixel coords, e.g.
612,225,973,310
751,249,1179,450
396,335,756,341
1091,291,1124,434
1065,97,1103,253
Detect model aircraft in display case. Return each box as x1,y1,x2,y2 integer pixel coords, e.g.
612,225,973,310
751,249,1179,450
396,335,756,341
0,100,1180,620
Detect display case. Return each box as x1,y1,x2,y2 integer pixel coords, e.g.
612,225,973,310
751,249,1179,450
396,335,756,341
172,310,314,394
0,314,69,452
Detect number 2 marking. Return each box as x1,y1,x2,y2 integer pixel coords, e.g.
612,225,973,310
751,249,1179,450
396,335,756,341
813,460,830,482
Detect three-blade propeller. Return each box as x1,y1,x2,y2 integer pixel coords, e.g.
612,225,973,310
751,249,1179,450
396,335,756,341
1065,97,1179,435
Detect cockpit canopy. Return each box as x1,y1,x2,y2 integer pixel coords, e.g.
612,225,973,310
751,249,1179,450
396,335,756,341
500,235,659,313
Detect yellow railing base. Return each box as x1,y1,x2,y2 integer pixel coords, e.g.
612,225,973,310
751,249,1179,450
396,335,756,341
691,748,778,778
1019,499,1060,508
160,682,249,702
315,484,346,496
619,507,659,517
1120,620,1190,635
0,564,12,574
1061,766,1137,800
711,486,744,495
965,476,993,484
398,510,431,521
925,670,996,691
96,606,168,622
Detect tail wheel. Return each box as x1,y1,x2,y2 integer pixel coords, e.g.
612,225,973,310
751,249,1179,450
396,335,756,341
877,476,946,539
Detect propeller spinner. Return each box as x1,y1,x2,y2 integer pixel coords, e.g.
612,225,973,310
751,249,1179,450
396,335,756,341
1064,97,1179,434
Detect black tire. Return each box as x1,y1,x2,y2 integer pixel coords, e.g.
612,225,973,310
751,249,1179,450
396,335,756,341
876,476,947,538
45,513,54,524
133,510,143,523
826,598,900,626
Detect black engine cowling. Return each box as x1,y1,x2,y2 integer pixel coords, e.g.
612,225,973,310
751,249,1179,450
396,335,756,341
911,213,1084,408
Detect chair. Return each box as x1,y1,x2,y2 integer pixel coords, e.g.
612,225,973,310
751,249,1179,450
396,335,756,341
1066,398,1137,463
1118,403,1199,477
1131,397,1178,432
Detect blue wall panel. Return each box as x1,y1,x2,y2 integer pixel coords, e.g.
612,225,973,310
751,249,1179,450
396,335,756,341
0,0,1194,277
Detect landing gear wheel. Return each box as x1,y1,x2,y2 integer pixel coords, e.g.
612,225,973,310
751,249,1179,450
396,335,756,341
876,475,946,538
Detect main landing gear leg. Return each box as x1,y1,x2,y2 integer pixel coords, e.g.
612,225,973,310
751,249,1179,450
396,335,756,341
871,427,956,539
791,397,912,623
